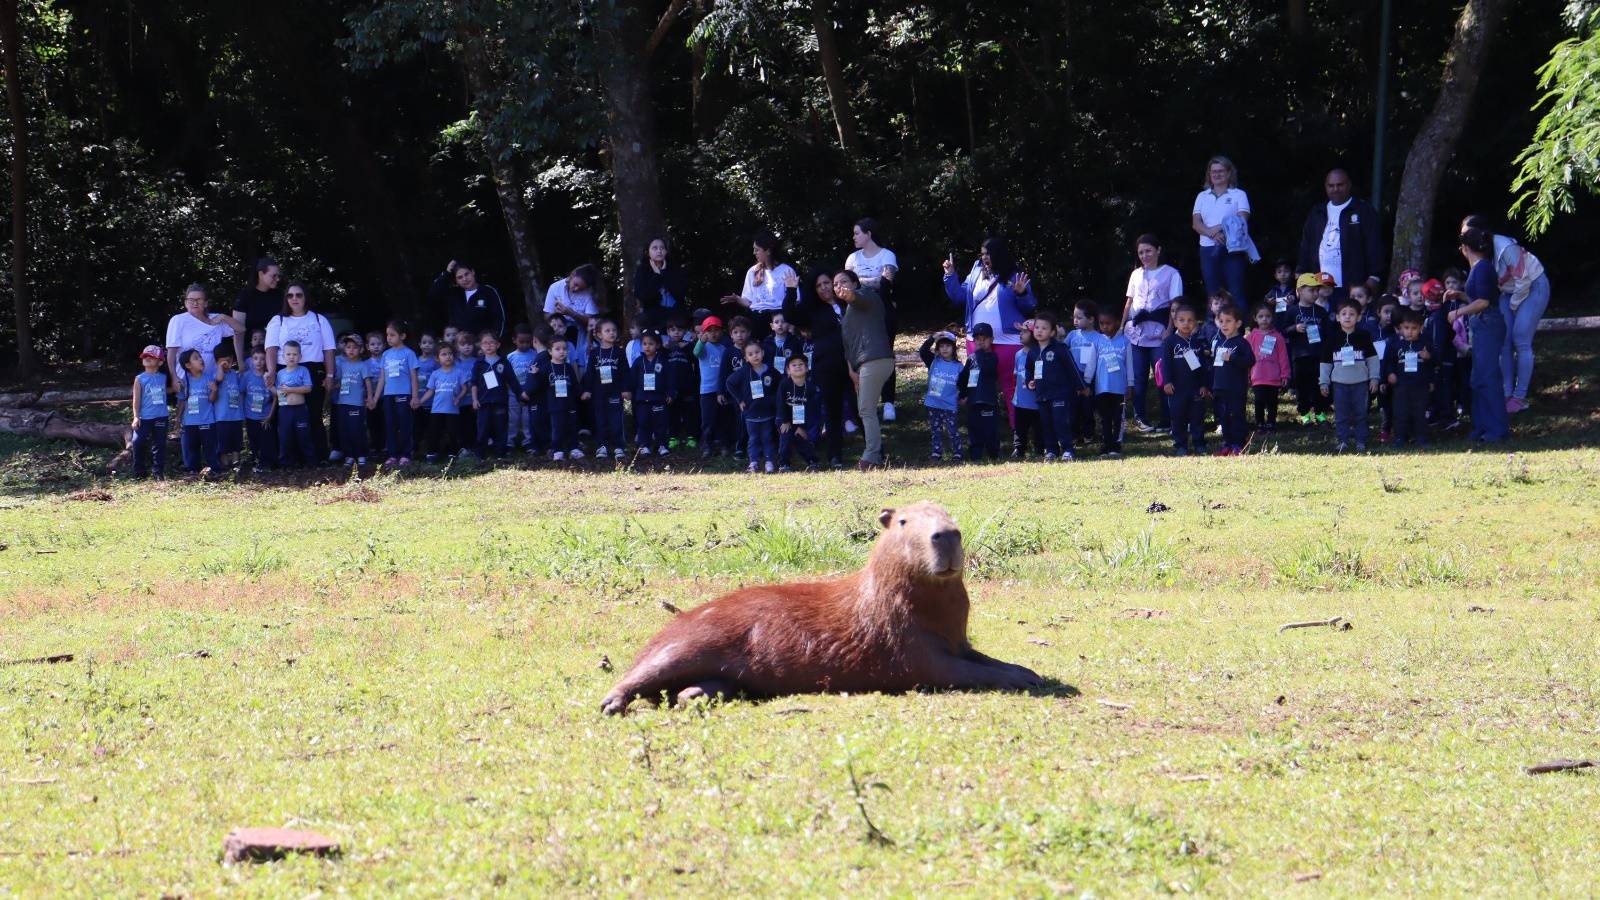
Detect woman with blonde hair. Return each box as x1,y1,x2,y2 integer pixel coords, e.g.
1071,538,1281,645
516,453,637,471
1190,155,1253,303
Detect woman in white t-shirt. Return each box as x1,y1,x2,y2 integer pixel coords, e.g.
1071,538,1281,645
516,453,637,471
1190,155,1251,304
845,218,900,422
543,264,605,368
164,282,243,391
721,230,795,339
1120,234,1184,431
265,283,339,459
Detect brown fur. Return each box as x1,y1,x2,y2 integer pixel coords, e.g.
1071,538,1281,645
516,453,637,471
601,501,1041,714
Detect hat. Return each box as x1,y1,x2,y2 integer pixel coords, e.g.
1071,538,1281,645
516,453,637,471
1421,278,1444,302
933,330,958,344
700,315,725,331
139,345,164,363
1398,269,1422,291
340,332,362,344
1295,273,1322,290
691,307,712,323
1316,272,1337,287
971,322,995,338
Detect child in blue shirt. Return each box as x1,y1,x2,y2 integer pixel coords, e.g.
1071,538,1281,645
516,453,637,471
1209,304,1256,455
1093,310,1133,457
332,334,373,466
506,324,539,453
582,320,629,460
420,344,470,461
176,348,221,473
1011,324,1040,458
958,323,1001,461
130,345,171,479
275,341,317,468
919,331,963,461
414,332,439,454
243,349,276,470
692,316,733,458
364,331,387,456
1067,300,1100,448
725,342,779,473
1160,304,1213,455
777,354,822,472
631,331,672,455
663,318,698,451
470,330,518,458
210,343,245,470
541,337,584,460
1024,311,1088,461
378,320,420,465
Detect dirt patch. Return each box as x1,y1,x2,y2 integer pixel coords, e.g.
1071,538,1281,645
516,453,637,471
1121,608,1170,619
65,488,114,503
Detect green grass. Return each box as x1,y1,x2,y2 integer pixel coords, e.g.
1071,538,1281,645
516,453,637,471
2,333,1599,895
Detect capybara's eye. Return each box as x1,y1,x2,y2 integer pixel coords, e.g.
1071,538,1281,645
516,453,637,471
899,518,907,527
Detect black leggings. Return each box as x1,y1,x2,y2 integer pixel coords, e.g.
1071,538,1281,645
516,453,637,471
1292,356,1328,414
1012,407,1039,454
1253,386,1280,426
814,356,851,463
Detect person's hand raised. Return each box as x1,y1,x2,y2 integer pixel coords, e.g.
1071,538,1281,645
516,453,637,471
941,254,956,277
1010,272,1031,295
783,271,799,290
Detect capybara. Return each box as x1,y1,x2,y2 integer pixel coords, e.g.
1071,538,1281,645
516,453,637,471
601,501,1042,714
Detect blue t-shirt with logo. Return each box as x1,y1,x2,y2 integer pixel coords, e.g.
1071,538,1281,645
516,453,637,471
277,365,311,407
417,353,439,385
335,356,371,407
924,356,962,412
380,347,419,397
178,373,215,426
136,372,169,421
427,367,468,414
214,370,245,422
507,349,538,389
1093,333,1131,395
243,371,273,421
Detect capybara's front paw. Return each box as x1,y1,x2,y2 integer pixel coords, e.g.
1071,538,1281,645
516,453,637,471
994,664,1043,691
600,693,630,715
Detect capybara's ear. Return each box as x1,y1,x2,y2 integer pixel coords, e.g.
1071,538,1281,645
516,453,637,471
878,508,894,528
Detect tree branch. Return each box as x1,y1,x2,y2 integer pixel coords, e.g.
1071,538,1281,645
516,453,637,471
643,0,689,60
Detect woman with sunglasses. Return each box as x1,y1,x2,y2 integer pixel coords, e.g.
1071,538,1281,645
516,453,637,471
265,283,339,461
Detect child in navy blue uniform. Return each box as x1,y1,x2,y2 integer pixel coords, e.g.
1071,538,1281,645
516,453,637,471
663,318,698,451
332,334,373,465
1384,310,1433,447
692,316,733,457
919,331,964,461
541,337,584,460
762,313,801,373
243,349,276,469
582,320,629,459
1278,274,1332,422
470,330,518,458
1011,323,1039,458
958,323,1001,461
777,355,822,471
1093,311,1132,457
1160,305,1212,455
1422,283,1459,429
725,342,779,473
517,328,553,456
723,317,754,459
1025,312,1088,461
506,325,538,452
176,348,221,473
1066,301,1100,447
1318,299,1382,452
1263,259,1295,315
211,344,245,469
452,331,480,452
1209,304,1256,455
131,345,171,479
275,341,318,468
378,320,421,465
631,331,671,455
420,344,470,461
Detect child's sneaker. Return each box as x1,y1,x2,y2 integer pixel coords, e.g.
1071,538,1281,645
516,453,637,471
929,452,943,462
1132,419,1154,433
1507,397,1529,413
1213,446,1231,457
552,451,566,461
384,457,398,467
668,438,681,450
1316,413,1329,424
778,465,794,473
595,446,609,459
700,446,714,459
657,445,670,456
1335,441,1348,453
638,446,652,456
882,402,897,422
1193,444,1208,455
425,454,438,463
746,462,758,473
764,461,775,474
1043,451,1057,462
1060,450,1074,462
1173,447,1189,457
1355,443,1368,452
397,457,411,466
329,450,345,462
356,456,368,466
952,452,964,462
844,419,859,434
1378,429,1391,444
1101,450,1122,459
686,437,698,449
805,462,819,472
569,448,585,460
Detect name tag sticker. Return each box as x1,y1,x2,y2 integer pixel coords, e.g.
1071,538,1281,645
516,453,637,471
1307,324,1322,344
1183,350,1200,371
186,395,200,414
1261,335,1277,355
250,396,264,413
643,372,657,391
1033,360,1044,380
386,361,402,379
599,365,613,385
484,370,499,391
554,378,569,398
792,405,806,425
967,368,979,388
1105,354,1122,373
1403,351,1420,373
1213,348,1228,366
1275,298,1288,313
1338,346,1357,367
1076,347,1094,369
750,378,765,400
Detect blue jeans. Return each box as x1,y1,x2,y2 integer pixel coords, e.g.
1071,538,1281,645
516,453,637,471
1499,273,1550,401
1470,308,1509,442
133,418,167,477
1198,245,1248,307
476,402,510,455
1127,344,1168,427
1331,381,1370,446
745,418,776,465
181,423,220,472
383,395,414,458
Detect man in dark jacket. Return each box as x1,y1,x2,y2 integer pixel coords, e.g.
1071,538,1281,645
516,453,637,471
1297,169,1384,303
428,260,508,339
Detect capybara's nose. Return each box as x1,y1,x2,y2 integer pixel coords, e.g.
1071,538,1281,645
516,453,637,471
931,528,961,547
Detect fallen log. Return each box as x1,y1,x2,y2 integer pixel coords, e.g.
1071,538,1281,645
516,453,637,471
0,386,129,408
0,407,131,450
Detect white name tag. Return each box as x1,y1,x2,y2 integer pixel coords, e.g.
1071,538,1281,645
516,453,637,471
554,378,568,398
1403,351,1419,373
1183,350,1200,371
643,372,657,391
1373,340,1387,360
484,370,499,391
750,378,765,400
250,395,264,414
805,351,813,368
792,404,806,425
386,361,402,379
1261,335,1277,355
278,390,290,404
1213,347,1228,366
599,365,613,384
1104,353,1122,373
967,368,979,388
1275,298,1288,313
1337,346,1357,367
186,395,200,414
1033,360,1044,380
1307,324,1322,344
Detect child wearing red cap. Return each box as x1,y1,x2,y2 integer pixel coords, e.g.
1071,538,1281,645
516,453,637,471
131,345,172,479
692,315,734,457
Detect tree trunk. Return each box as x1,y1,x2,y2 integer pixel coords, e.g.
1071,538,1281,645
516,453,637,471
462,55,546,325
810,0,862,157
0,407,130,449
1388,0,1511,283
328,116,423,323
597,2,670,323
1286,0,1309,38
0,0,37,376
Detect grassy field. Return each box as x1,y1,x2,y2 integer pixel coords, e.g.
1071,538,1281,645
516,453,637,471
2,332,1599,896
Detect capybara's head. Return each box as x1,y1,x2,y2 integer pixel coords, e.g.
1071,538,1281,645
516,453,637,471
875,502,964,580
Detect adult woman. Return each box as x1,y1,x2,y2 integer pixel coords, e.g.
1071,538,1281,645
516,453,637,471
231,256,282,363
1461,214,1550,414
1120,234,1183,432
543,264,605,368
164,282,243,391
836,270,894,469
942,236,1034,425
721,231,795,339
265,283,339,460
846,218,899,422
782,268,851,469
1450,227,1509,443
1191,155,1251,303
631,237,690,330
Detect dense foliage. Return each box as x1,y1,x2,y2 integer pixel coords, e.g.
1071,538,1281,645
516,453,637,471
0,0,1591,370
